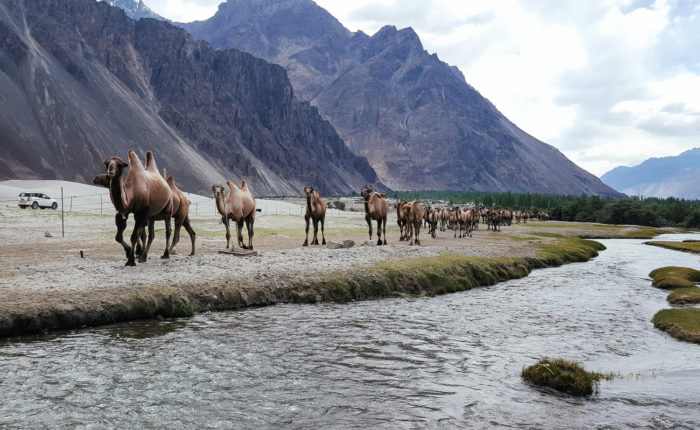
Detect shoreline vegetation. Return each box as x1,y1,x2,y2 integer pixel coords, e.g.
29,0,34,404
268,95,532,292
644,240,700,254
0,233,604,339
648,266,700,344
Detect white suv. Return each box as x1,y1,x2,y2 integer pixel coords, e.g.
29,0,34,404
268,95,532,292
18,192,58,210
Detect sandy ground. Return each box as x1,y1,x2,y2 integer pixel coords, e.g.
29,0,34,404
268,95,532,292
0,180,662,321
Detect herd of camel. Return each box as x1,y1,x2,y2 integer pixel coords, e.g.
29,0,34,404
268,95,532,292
92,150,548,266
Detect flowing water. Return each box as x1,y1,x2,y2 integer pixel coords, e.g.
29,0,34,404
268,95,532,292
2,234,700,429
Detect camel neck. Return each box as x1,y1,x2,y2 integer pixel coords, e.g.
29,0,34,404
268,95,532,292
215,195,226,216
364,194,370,212
109,175,128,214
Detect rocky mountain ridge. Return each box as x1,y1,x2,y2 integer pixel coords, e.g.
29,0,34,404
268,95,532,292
0,0,379,195
183,0,623,197
601,148,700,199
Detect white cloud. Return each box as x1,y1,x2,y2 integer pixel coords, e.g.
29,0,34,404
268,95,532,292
146,0,700,176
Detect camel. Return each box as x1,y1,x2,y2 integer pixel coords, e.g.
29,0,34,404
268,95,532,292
103,150,173,266
401,201,424,245
93,173,145,258
303,186,326,246
166,176,196,255
212,180,256,250
361,185,388,245
394,201,408,241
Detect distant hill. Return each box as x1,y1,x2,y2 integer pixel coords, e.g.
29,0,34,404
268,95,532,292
181,0,623,197
601,148,700,199
0,0,379,195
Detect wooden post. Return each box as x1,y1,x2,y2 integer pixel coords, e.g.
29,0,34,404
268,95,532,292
61,186,64,238
70,196,73,212
100,194,103,215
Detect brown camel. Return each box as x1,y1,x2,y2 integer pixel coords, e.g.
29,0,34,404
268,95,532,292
212,180,256,250
103,150,173,266
93,173,145,258
394,200,408,241
303,186,326,246
166,176,196,255
361,185,388,245
401,201,424,245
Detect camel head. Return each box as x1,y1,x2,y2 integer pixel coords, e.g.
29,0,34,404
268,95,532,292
92,174,111,188
304,186,315,198
212,184,226,200
360,185,373,199
103,155,128,178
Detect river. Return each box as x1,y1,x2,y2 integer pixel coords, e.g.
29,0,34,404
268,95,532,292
1,234,699,428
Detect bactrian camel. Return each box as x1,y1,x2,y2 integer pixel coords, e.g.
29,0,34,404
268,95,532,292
361,185,388,245
103,149,173,266
212,180,255,250
401,201,424,246
303,186,326,246
394,201,408,241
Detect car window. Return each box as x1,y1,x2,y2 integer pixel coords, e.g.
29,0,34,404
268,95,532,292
19,193,28,197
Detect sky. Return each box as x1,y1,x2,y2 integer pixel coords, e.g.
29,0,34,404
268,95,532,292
144,0,700,177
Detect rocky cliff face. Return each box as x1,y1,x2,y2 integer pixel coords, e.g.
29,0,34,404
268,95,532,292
184,0,623,197
100,0,164,21
0,0,379,195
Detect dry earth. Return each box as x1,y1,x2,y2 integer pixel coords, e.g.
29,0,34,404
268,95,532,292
0,202,654,327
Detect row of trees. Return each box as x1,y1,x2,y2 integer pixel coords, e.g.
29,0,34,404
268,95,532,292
387,191,700,228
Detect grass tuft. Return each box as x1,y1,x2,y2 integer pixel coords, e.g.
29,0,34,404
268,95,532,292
645,241,700,254
653,309,700,344
522,358,613,396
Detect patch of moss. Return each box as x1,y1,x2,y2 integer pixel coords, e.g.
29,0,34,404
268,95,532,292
653,309,700,344
130,286,197,318
522,358,613,396
649,266,700,289
535,234,606,266
645,241,700,254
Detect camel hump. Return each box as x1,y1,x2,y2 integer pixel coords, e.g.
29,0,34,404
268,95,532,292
145,151,159,173
226,180,238,191
240,180,247,190
166,176,175,186
377,193,386,198
128,149,145,171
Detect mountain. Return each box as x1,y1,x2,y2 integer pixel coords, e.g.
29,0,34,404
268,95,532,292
601,148,700,199
0,0,379,195
182,0,623,197
99,0,164,21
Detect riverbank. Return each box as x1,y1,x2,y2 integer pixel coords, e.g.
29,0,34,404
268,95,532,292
645,240,700,254
0,205,665,337
648,266,700,344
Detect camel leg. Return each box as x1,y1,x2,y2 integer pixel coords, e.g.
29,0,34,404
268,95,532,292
303,214,310,246
382,216,387,245
223,216,231,249
136,227,146,257
407,221,414,246
376,218,383,246
236,218,246,249
183,217,196,255
415,222,421,246
398,221,404,241
245,212,254,250
139,218,156,263
161,215,172,259
320,215,326,245
170,221,182,255
114,213,131,258
127,213,146,266
366,216,373,241
312,218,319,245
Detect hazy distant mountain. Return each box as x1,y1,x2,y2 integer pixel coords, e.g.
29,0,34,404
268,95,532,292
182,0,623,197
0,0,379,195
99,0,164,21
601,148,700,199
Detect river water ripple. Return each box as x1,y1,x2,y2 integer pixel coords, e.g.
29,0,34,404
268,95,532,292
1,234,700,428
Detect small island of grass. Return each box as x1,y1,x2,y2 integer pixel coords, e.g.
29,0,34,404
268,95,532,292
653,309,700,344
644,240,700,254
649,266,700,304
521,358,612,396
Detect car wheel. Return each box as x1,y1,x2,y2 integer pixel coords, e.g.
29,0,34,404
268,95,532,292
52,202,58,210
19,205,27,209
31,202,38,209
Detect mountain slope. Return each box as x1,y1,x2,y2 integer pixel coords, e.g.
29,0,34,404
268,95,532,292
601,148,700,199
0,0,379,195
100,0,164,20
182,0,623,197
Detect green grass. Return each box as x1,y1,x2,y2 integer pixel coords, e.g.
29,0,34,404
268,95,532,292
653,309,700,344
521,358,613,396
645,241,700,254
648,266,700,304
534,234,606,266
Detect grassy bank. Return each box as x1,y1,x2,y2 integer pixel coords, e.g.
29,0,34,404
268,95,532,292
0,236,604,338
648,266,700,344
521,358,613,396
645,240,700,254
653,309,700,344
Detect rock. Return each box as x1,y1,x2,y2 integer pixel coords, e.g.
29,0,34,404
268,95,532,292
342,240,355,249
327,240,344,249
361,240,376,247
44,231,53,238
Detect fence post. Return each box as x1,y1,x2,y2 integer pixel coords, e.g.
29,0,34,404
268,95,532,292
61,186,64,238
100,194,103,215
69,196,73,212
